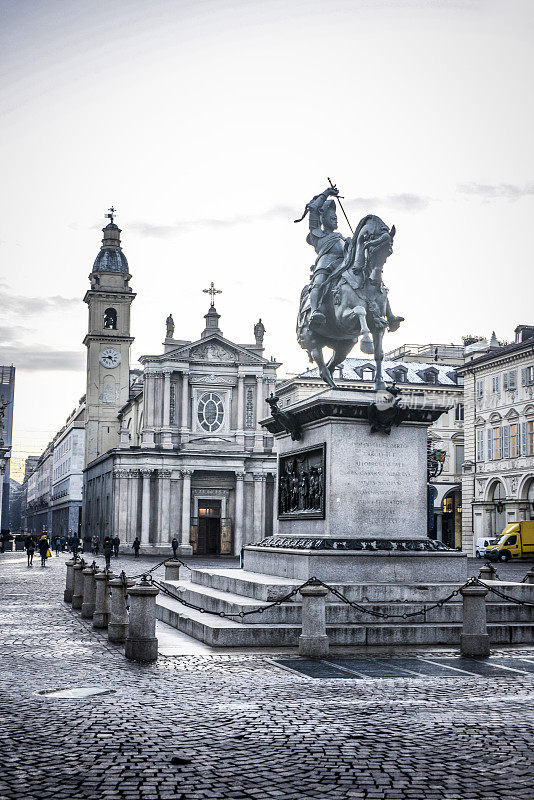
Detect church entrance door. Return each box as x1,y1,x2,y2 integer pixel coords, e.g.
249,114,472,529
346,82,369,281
197,500,222,555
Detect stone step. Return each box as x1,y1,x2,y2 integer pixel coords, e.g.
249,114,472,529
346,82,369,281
156,594,534,648
160,579,534,626
189,568,534,604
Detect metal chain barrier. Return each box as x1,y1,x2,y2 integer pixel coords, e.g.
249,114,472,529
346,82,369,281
146,573,534,621
476,577,534,607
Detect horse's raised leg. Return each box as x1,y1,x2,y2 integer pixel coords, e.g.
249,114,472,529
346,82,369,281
372,329,386,390
340,304,373,354
311,345,337,388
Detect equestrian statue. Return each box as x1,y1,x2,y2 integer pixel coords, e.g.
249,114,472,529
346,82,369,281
295,183,404,390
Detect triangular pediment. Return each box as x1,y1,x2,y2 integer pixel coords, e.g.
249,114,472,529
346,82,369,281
158,333,269,365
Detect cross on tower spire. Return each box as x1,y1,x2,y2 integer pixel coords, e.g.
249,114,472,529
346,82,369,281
203,281,222,307
105,206,117,224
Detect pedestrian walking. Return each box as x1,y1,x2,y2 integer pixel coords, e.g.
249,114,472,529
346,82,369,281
132,537,141,558
25,535,35,567
60,536,66,552
94,538,100,556
54,537,61,557
71,535,79,559
38,535,50,567
91,535,98,555
171,537,179,557
113,536,120,558
103,536,113,569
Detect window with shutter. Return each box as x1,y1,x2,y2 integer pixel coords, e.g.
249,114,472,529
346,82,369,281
492,375,500,394
476,430,484,461
510,423,519,457
487,428,493,460
502,425,510,458
509,370,517,390
529,421,534,456
521,421,527,455
522,368,528,386
476,379,484,398
503,372,509,391
492,427,501,460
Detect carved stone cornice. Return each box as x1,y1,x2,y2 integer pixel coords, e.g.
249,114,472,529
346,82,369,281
140,467,153,477
189,373,237,387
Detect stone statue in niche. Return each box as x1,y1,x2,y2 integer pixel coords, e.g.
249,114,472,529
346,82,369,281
254,318,266,346
295,183,404,390
166,313,175,339
278,446,325,519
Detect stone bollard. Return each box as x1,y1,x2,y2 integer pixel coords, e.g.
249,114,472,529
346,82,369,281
81,564,99,619
525,568,534,585
298,579,329,658
93,570,115,629
164,559,181,581
108,575,136,643
478,563,497,582
63,558,76,603
125,580,160,662
460,583,490,658
71,560,86,610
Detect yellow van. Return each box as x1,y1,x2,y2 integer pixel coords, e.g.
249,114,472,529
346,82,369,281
485,521,534,562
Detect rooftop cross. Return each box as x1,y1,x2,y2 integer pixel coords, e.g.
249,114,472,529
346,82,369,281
105,206,117,223
203,281,222,307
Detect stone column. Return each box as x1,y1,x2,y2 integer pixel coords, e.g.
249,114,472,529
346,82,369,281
162,369,173,449
234,472,246,554
125,582,160,662
108,576,136,643
71,561,86,610
299,581,330,657
116,468,129,540
127,470,139,543
81,565,99,619
253,472,263,541
236,376,245,445
254,376,264,450
140,468,152,546
179,469,193,555
460,583,490,657
93,570,115,628
141,371,156,448
64,558,76,603
160,469,171,544
180,371,190,443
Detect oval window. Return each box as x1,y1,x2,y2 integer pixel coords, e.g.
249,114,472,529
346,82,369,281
198,392,224,432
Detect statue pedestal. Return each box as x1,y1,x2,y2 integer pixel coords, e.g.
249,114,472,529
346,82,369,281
245,388,467,584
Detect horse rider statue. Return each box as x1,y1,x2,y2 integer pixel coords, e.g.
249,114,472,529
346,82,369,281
296,183,404,390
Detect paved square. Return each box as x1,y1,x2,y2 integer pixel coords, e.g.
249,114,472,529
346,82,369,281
1,551,533,800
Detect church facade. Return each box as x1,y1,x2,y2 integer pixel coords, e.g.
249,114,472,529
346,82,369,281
83,218,280,555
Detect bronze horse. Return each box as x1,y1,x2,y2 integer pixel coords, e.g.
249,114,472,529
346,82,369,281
297,214,403,390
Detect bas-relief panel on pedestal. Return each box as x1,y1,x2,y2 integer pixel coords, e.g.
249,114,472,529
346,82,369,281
278,444,325,520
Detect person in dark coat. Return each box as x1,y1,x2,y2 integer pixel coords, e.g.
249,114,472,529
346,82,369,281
132,537,141,558
113,536,120,558
25,535,35,567
171,537,179,557
102,536,113,569
38,535,50,567
54,537,61,557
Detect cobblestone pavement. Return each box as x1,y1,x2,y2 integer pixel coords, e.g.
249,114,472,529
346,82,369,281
1,551,533,800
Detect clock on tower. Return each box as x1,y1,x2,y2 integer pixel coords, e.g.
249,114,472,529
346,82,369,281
83,209,136,465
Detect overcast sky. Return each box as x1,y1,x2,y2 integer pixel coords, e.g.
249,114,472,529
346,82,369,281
1,0,534,475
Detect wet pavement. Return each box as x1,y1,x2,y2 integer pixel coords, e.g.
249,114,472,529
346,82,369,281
1,550,533,800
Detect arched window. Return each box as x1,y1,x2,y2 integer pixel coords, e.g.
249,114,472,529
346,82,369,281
103,308,117,330
198,392,224,432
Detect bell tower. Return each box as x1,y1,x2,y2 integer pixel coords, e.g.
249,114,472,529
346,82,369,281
83,209,136,465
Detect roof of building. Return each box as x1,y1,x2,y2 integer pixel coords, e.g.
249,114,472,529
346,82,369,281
457,337,534,372
297,357,460,386
92,222,129,274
